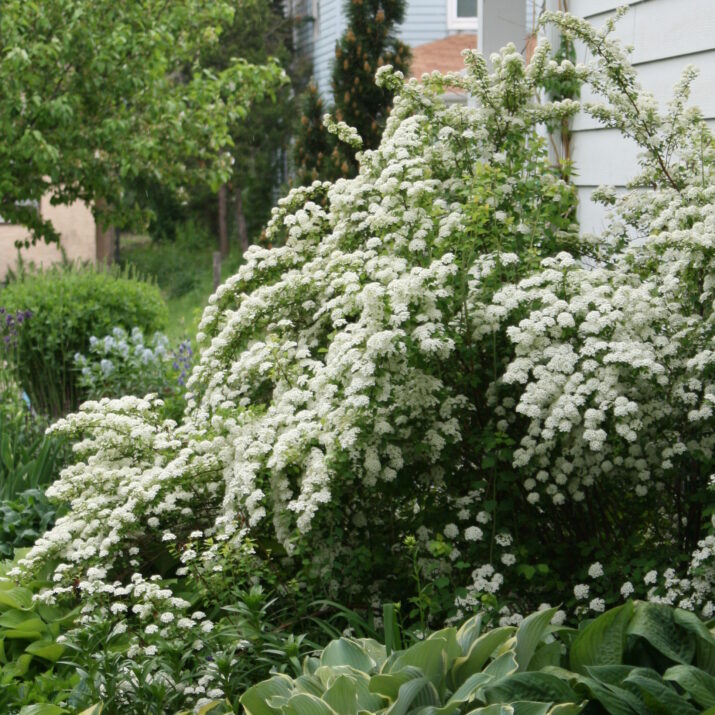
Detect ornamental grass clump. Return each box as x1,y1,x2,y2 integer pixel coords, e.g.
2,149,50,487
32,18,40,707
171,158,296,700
11,11,714,691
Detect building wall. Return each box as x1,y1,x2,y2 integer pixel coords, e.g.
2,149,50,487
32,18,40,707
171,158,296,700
399,0,449,48
558,0,715,234
0,197,97,279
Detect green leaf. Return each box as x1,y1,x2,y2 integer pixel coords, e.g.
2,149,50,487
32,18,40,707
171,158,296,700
663,664,715,707
283,693,337,715
452,628,516,686
528,642,563,671
321,638,374,671
484,651,519,680
18,706,67,715
25,639,65,662
483,672,579,704
391,638,448,687
447,672,493,705
0,586,34,610
78,706,103,715
457,614,484,653
569,602,633,675
673,609,715,675
622,669,698,715
240,674,295,715
515,607,559,671
370,666,424,701
627,602,695,665
384,677,440,715
322,675,359,715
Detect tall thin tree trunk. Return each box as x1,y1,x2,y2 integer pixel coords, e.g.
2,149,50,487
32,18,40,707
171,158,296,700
218,184,229,258
234,185,249,253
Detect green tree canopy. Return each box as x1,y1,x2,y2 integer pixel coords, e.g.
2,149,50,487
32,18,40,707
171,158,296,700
0,0,284,244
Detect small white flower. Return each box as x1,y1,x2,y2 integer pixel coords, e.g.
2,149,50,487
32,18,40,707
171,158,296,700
589,597,606,613
620,581,634,598
464,526,483,542
574,584,589,600
588,562,604,579
443,523,459,539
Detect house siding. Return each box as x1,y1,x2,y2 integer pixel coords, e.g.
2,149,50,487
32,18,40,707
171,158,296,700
554,0,715,233
399,0,448,48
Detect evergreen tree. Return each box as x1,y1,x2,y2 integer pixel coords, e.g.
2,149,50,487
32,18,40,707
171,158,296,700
293,0,411,183
294,83,340,186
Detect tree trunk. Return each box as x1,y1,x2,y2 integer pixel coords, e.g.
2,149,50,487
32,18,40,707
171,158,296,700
234,185,249,253
218,184,229,258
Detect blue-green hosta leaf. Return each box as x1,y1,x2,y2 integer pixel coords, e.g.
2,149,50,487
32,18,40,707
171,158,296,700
663,664,715,707
569,602,633,675
484,651,519,680
25,639,65,662
370,665,425,701
627,602,695,665
457,614,484,654
303,657,320,676
355,638,388,669
447,672,493,705
673,609,715,675
316,668,384,712
293,674,325,697
322,675,359,715
465,705,514,715
391,637,448,687
452,628,516,687
622,668,698,715
240,674,295,715
283,693,337,715
545,704,586,714
384,677,440,715
321,638,374,672
483,672,579,705
528,642,563,671
515,607,559,672
428,627,461,666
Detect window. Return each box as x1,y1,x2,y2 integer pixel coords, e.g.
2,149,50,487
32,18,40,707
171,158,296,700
447,0,478,31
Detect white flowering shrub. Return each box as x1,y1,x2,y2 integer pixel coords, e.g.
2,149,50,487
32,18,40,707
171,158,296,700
11,13,713,697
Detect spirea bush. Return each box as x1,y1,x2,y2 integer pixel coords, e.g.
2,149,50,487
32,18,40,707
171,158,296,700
12,10,714,683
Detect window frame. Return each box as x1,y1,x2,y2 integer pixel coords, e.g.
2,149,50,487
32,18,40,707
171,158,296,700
447,0,478,31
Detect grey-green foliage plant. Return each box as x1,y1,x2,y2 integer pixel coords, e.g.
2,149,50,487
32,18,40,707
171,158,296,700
238,601,715,715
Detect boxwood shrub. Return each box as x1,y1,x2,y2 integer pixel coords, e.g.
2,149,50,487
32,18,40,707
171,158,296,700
1,263,167,415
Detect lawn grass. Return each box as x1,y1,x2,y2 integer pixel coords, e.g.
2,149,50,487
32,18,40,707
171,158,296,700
119,229,243,343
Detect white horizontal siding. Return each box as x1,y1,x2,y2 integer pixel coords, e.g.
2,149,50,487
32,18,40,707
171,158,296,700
399,0,448,47
313,0,344,96
552,0,715,233
572,50,715,131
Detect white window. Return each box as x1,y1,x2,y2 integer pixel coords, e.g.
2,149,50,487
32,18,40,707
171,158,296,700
447,0,478,31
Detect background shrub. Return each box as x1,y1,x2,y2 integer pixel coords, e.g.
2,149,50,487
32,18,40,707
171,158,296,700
0,262,168,415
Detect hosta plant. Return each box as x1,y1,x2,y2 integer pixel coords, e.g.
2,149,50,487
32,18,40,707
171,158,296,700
237,601,715,715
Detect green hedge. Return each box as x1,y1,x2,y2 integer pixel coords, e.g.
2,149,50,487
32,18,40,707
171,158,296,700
238,601,715,715
1,263,167,415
